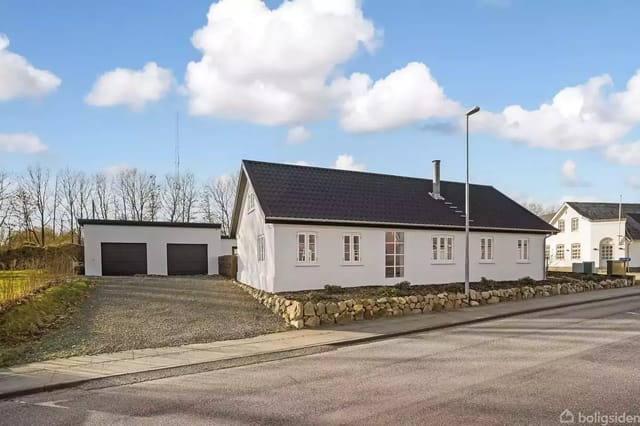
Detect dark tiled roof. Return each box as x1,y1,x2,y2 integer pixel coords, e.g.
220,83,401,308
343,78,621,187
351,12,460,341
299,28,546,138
241,160,556,233
625,214,640,240
567,202,640,220
78,219,221,229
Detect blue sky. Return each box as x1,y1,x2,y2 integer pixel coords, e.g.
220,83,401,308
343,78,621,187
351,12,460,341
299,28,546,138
1,0,640,207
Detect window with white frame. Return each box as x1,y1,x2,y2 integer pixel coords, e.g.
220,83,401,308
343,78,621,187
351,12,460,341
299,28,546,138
297,232,317,264
571,243,581,260
556,244,565,260
343,233,361,263
385,232,404,278
571,217,579,232
257,234,265,262
558,219,565,232
545,245,550,259
480,237,494,262
247,191,255,213
517,238,529,262
432,235,454,264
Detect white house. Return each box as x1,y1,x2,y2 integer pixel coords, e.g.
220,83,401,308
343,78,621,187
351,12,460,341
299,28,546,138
545,202,640,271
79,220,225,276
230,160,556,293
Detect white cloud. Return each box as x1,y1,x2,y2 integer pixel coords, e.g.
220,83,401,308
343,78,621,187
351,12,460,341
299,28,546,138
457,71,640,151
339,62,460,133
560,159,589,186
285,126,311,144
185,0,377,126
0,34,61,101
293,160,311,166
102,164,134,177
0,133,47,154
86,62,173,111
604,140,640,165
333,154,365,171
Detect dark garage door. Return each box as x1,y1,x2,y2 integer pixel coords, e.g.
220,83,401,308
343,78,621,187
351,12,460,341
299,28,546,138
167,244,208,275
101,243,147,276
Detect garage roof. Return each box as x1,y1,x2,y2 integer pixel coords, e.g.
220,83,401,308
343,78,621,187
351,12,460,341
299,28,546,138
78,219,221,229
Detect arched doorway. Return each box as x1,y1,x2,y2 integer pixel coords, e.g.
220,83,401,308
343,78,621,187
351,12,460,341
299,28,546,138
599,238,614,269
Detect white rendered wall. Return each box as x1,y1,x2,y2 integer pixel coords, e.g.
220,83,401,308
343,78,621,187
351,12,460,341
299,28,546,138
221,238,237,255
271,224,546,292
83,224,221,276
235,182,276,292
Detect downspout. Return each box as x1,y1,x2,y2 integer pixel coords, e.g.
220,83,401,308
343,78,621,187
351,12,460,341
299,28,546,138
543,234,548,280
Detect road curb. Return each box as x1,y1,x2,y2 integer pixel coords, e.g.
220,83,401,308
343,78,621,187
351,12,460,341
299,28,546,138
3,288,639,400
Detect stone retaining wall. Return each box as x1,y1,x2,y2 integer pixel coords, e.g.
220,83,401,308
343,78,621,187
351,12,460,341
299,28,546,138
235,278,635,329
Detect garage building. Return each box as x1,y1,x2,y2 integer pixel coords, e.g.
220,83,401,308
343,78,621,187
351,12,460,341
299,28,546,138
79,219,224,276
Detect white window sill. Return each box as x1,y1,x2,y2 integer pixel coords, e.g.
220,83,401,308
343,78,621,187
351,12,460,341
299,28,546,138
479,261,495,264
296,263,319,267
431,261,455,265
517,261,531,264
341,262,364,267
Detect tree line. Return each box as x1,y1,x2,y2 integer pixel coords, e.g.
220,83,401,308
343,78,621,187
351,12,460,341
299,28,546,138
0,166,238,247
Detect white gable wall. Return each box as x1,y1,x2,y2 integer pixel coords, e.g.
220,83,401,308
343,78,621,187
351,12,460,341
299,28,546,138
235,182,276,291
83,224,221,276
270,224,545,292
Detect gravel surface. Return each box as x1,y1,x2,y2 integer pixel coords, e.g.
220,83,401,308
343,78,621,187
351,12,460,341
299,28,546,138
13,276,287,364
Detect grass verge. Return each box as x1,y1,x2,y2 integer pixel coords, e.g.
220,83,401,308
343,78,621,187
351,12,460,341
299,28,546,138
0,279,90,367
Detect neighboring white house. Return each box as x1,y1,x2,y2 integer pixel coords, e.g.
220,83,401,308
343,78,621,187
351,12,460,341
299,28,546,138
545,202,640,271
230,160,557,293
79,220,224,276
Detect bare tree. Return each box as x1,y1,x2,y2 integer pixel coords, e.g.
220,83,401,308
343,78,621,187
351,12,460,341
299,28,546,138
12,184,37,244
162,174,182,222
93,173,112,219
58,168,81,242
161,172,198,222
0,171,14,244
202,174,238,236
25,165,51,246
522,202,558,218
115,168,158,221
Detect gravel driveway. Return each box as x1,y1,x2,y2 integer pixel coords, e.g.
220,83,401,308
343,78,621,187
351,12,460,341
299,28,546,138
16,276,286,364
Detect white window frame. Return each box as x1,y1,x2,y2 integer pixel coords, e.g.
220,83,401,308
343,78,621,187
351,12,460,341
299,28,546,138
571,243,581,260
545,245,550,260
479,236,494,263
342,233,362,265
432,235,455,264
556,244,565,260
247,191,255,213
517,238,530,263
385,231,404,278
257,234,265,262
296,232,317,265
558,219,565,232
571,217,579,232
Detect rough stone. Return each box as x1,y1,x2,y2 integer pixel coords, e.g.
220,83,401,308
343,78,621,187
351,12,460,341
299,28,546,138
290,319,304,329
326,302,339,314
303,302,316,317
305,316,321,327
316,302,326,315
487,296,500,304
287,302,303,321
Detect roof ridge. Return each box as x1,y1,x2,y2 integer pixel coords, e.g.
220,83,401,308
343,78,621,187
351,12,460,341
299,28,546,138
241,159,493,188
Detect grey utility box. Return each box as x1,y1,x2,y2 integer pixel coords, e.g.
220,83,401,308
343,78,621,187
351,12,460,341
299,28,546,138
582,261,595,274
572,262,584,273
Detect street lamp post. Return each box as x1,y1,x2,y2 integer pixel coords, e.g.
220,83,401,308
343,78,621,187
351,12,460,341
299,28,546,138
465,106,480,298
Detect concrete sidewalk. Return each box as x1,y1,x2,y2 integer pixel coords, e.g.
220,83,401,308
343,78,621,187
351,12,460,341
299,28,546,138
2,286,640,399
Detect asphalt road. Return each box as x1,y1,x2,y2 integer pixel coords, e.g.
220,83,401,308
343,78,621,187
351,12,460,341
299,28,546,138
2,296,640,426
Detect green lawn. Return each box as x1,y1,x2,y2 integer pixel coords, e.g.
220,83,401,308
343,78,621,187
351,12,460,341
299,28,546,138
0,270,52,304
0,279,90,367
